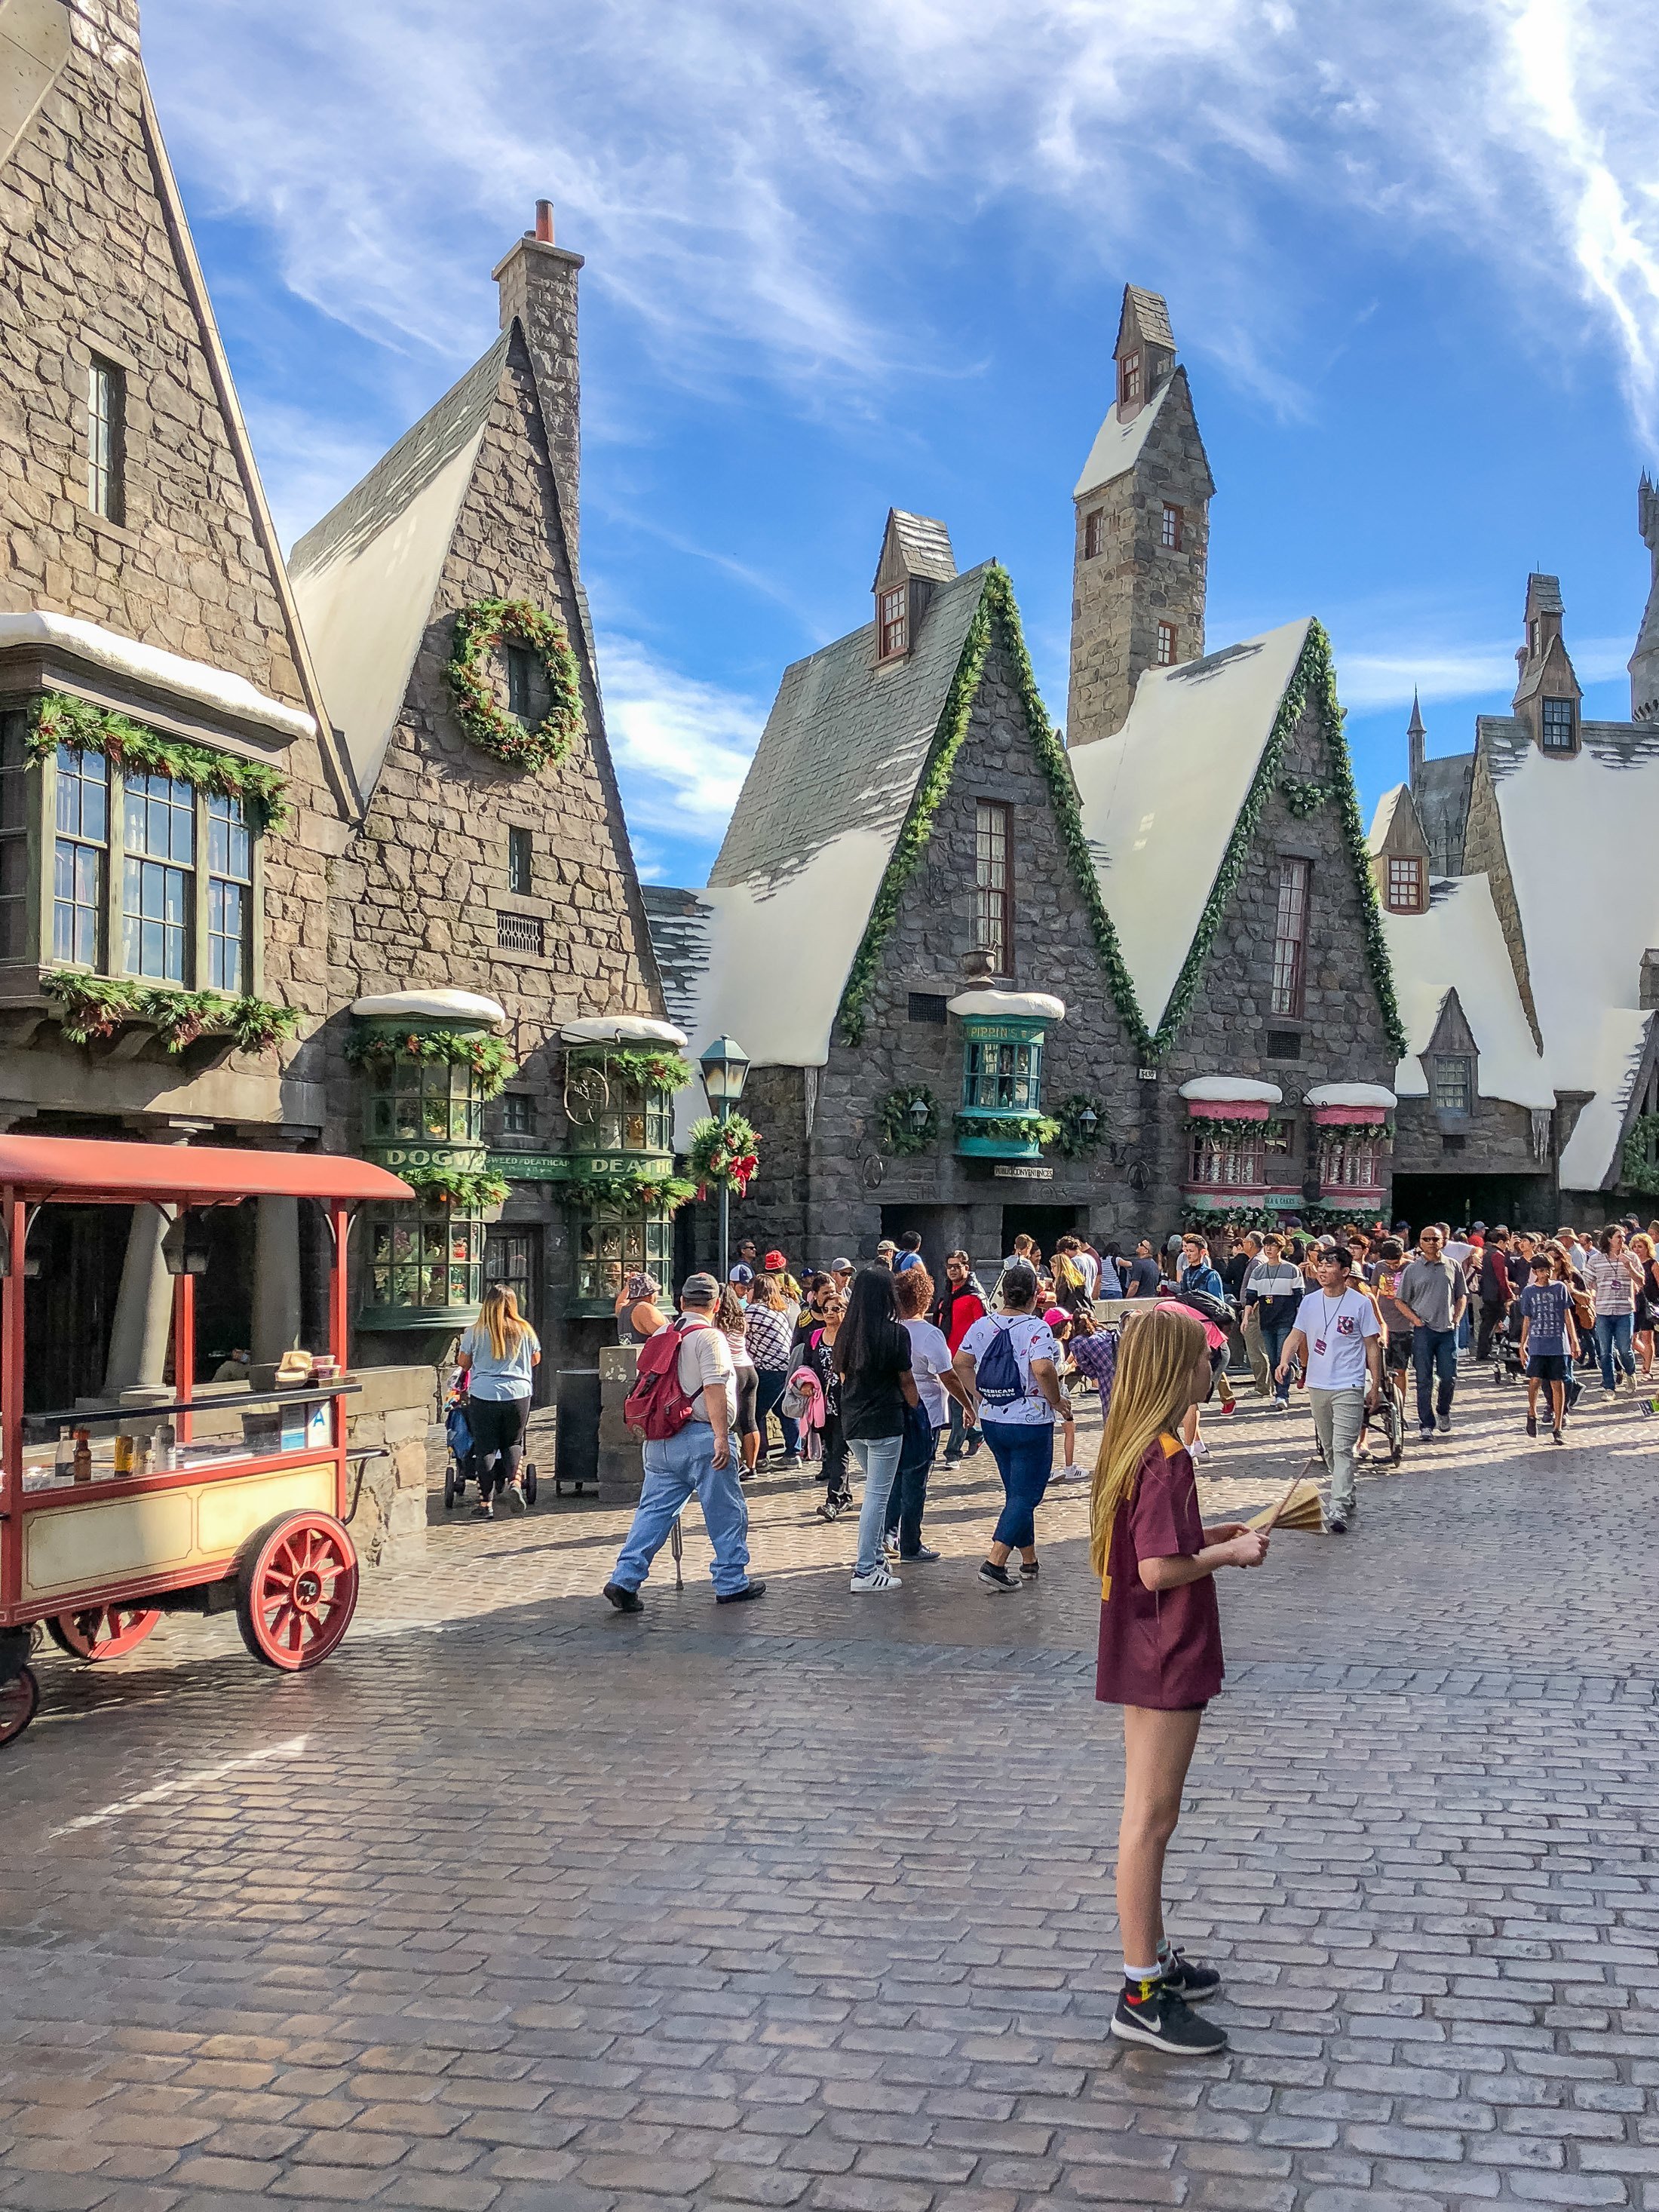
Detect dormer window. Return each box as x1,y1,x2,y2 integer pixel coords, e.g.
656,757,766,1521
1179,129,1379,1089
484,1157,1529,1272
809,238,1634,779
1161,504,1182,551
1541,696,1575,753
1084,508,1105,560
1386,855,1424,913
878,584,909,661
1156,621,1177,667
1118,351,1142,409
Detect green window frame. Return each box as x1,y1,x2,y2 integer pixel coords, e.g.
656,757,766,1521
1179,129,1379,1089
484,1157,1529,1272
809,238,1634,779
362,1054,484,1146
365,1201,484,1322
961,1035,1041,1113
573,1201,671,1312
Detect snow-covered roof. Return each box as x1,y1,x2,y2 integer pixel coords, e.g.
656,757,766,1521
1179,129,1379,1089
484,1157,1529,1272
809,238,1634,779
947,990,1066,1023
1479,722,1659,1184
1069,618,1312,1031
350,990,507,1027
290,335,508,798
1305,1083,1398,1109
1379,876,1551,1108
1178,1077,1283,1104
559,1016,687,1048
0,611,316,742
1073,378,1173,502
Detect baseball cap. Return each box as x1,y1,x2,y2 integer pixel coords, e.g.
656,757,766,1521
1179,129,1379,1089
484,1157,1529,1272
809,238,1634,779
682,1272,720,1303
829,1256,853,1272
727,1262,754,1284
1043,1306,1071,1330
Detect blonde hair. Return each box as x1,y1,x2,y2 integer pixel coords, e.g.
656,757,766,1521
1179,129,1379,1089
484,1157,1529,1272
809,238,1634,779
477,1283,529,1362
1089,1305,1206,1583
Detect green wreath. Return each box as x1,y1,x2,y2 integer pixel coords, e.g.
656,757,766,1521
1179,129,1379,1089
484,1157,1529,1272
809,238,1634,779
876,1087,938,1155
688,1113,761,1194
446,597,585,773
1052,1094,1106,1160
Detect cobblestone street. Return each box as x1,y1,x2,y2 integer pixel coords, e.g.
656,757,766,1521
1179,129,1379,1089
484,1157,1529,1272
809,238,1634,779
5,1371,1659,2212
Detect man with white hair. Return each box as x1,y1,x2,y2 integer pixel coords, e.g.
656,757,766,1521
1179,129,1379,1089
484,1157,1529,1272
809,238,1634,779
603,1272,764,1612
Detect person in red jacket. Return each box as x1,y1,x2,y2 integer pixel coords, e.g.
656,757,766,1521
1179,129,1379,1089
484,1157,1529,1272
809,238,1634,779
935,1250,986,1460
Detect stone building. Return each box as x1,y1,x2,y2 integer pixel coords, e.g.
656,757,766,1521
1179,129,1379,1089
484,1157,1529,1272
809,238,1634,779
1377,524,1659,1226
0,0,356,1409
649,294,1403,1269
289,202,676,1392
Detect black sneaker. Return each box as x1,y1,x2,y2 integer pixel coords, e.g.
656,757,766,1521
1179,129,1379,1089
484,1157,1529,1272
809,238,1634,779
716,1579,766,1605
1526,1413,1538,1437
1019,1557,1040,1578
977,1560,1020,1592
900,1546,941,1563
1110,1981,1228,2055
603,1581,643,1614
1159,1946,1222,2004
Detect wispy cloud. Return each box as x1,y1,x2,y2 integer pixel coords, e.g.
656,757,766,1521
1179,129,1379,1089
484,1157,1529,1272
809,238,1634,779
145,1,1659,441
596,636,768,865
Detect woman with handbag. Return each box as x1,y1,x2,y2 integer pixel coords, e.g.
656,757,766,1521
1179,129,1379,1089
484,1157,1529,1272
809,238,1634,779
797,1282,851,1522
745,1271,802,1466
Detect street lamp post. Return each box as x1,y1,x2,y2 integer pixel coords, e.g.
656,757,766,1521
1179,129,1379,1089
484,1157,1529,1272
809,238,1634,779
698,1034,751,1284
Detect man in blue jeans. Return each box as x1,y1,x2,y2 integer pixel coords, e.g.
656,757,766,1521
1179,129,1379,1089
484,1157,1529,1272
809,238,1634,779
1395,1226,1468,1440
603,1273,765,1612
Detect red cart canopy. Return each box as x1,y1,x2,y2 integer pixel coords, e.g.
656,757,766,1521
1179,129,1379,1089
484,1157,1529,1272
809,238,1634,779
0,1134,412,1207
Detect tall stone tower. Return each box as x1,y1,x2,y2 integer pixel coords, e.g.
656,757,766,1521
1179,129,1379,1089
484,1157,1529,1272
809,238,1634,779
1066,285,1214,747
1630,473,1659,722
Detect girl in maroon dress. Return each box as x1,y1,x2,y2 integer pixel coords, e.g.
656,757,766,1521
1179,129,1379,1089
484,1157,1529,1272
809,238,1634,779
1090,1303,1270,2055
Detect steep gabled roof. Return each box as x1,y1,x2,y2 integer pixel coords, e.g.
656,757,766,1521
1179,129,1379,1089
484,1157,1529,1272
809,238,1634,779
1070,618,1404,1056
639,884,713,1035
709,564,989,889
1367,782,1427,857
1380,876,1552,1108
1073,376,1174,502
1413,751,1473,874
872,510,956,587
1117,284,1174,354
289,333,511,798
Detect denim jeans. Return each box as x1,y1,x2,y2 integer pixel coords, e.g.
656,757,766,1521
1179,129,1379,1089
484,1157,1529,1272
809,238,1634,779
1593,1311,1636,1388
982,1418,1055,1551
753,1368,799,1457
848,1432,903,1577
611,1421,752,1597
1259,1312,1297,1401
1412,1327,1458,1428
1308,1385,1366,1517
884,1402,938,1555
944,1394,982,1456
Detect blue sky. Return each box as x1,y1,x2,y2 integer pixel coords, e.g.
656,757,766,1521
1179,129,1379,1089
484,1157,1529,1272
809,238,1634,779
146,0,1659,890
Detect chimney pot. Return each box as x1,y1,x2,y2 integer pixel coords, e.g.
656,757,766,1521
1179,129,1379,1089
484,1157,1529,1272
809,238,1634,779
535,199,555,244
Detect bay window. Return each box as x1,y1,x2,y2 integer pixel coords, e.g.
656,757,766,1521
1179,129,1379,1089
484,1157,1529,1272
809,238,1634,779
206,794,251,992
574,1201,672,1312
54,745,106,967
1188,1124,1265,1188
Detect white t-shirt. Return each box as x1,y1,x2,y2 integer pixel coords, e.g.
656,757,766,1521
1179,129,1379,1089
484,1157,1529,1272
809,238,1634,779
674,1318,737,1424
958,1312,1061,1426
901,1317,955,1428
1293,1288,1379,1391
1443,1239,1473,1270
1077,1251,1099,1296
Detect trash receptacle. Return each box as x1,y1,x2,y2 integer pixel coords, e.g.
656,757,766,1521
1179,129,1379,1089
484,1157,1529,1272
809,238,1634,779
554,1367,601,1496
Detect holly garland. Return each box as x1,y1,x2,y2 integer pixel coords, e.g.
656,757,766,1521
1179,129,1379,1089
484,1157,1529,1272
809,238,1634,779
44,971,300,1054
29,693,291,830
1279,773,1340,818
567,1045,692,1093
561,1166,699,1212
446,597,585,774
876,1086,939,1155
1314,1117,1396,1143
1186,1115,1279,1145
1052,1094,1107,1159
955,1112,1061,1146
1621,1116,1659,1195
400,1164,511,1211
345,1027,517,1099
836,566,1151,1052
687,1113,761,1194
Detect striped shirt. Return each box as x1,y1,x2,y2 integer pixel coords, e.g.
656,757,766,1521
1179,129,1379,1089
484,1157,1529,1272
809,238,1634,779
1584,1249,1642,1317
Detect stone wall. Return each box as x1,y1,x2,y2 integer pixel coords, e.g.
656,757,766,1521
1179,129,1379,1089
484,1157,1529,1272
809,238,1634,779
343,1364,441,1566
1067,370,1211,747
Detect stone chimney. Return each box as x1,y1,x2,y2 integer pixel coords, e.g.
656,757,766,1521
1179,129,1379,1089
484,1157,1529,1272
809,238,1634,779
494,200,585,558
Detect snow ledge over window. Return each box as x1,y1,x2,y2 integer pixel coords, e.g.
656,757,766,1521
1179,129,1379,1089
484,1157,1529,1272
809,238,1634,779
1177,1077,1284,1104
0,610,317,742
351,990,508,1027
560,1016,688,1048
1303,1082,1398,1109
946,990,1066,1023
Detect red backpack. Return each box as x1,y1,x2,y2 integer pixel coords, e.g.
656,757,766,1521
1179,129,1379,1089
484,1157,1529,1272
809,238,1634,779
623,1317,707,1441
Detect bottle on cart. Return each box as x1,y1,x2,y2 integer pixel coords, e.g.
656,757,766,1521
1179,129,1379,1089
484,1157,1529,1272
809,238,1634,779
112,1431,134,1476
54,1427,72,1482
155,1422,176,1471
71,1427,92,1482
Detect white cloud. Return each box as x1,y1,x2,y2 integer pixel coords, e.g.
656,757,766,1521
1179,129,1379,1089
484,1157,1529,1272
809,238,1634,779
596,636,768,861
142,1,1659,441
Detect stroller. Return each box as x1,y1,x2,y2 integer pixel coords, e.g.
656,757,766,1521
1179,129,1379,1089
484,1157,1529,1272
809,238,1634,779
442,1378,539,1510
1487,1308,1527,1388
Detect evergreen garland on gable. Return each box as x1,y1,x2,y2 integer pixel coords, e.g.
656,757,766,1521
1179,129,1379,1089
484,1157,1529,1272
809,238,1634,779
1149,621,1408,1062
836,566,1153,1051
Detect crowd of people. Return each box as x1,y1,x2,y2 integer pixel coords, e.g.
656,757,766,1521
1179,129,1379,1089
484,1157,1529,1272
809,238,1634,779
581,1210,1656,2063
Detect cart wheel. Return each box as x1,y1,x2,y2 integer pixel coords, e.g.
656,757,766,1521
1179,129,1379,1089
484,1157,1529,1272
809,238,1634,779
0,1666,38,1747
523,1462,538,1506
235,1511,359,1672
443,1461,459,1510
45,1606,161,1663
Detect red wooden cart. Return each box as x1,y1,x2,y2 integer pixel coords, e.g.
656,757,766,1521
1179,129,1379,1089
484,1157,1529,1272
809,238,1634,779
0,1135,412,1748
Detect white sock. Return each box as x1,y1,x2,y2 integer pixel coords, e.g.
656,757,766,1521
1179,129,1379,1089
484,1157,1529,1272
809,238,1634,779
1123,1961,1159,1982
